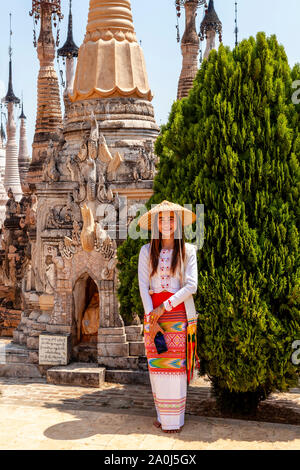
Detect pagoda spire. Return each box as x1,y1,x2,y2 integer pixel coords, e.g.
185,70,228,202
200,0,222,60
0,107,6,189
70,0,152,102
4,14,20,106
58,0,78,59
27,0,63,188
235,1,239,47
177,0,200,100
2,13,22,200
18,101,31,194
58,0,79,107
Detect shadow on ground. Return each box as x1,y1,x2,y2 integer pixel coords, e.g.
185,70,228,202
0,377,299,446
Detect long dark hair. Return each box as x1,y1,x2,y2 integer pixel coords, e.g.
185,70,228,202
149,212,186,278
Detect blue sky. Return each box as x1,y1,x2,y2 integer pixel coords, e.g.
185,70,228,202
0,0,299,149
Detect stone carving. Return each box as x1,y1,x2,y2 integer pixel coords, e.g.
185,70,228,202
66,154,81,182
98,134,113,163
44,253,56,294
43,140,60,182
43,245,70,294
80,204,96,252
59,206,116,262
78,137,88,162
67,115,122,204
107,151,123,180
87,112,99,160
67,98,155,122
133,140,156,181
97,170,114,203
46,205,72,229
45,194,81,229
24,194,38,227
7,245,21,286
5,189,20,217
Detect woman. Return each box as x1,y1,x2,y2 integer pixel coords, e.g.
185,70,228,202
138,200,199,433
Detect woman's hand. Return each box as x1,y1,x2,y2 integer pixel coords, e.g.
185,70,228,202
148,303,166,342
149,321,165,343
149,303,165,326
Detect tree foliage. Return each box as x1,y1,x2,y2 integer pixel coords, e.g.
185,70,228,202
117,33,300,411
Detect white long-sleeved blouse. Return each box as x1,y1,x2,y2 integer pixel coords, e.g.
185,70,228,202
138,242,198,318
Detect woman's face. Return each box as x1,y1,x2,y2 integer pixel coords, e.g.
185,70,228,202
158,211,176,238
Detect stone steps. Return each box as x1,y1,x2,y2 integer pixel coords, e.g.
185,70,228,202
0,363,43,378
72,343,98,363
47,363,106,388
105,369,150,386
0,338,42,378
46,362,150,387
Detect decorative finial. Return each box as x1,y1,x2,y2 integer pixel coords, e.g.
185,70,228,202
57,0,79,58
8,13,12,61
235,1,239,47
3,13,20,105
199,0,222,43
19,94,26,120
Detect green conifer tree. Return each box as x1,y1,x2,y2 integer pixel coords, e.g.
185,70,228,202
117,33,300,412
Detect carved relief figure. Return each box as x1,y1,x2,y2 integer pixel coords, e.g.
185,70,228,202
25,194,38,227
43,140,60,182
44,254,56,294
66,154,81,182
6,188,20,217
67,114,123,206
87,111,99,160
8,245,20,285
133,141,156,181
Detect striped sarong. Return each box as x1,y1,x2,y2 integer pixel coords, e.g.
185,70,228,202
144,291,188,430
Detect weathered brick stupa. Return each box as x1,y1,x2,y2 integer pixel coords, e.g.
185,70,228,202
0,25,30,340
3,56,22,201
177,0,222,99
11,0,159,382
0,124,8,226
18,103,31,194
0,121,6,185
27,0,63,189
177,0,201,100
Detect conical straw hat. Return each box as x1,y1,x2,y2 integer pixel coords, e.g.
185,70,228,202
137,200,196,231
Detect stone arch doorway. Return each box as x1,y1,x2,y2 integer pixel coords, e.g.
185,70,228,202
72,273,99,362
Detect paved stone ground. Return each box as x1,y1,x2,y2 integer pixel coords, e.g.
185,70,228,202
0,377,299,450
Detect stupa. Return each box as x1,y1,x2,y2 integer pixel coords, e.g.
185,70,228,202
2,41,22,200
27,0,63,189
12,0,159,382
177,0,203,100
0,123,8,226
18,103,31,194
176,0,222,99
